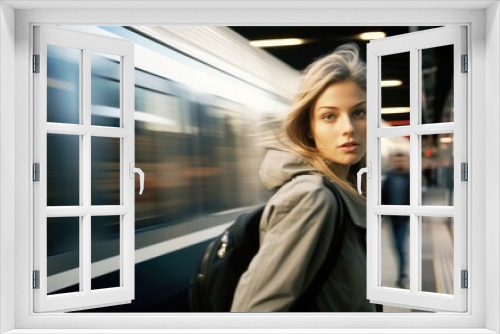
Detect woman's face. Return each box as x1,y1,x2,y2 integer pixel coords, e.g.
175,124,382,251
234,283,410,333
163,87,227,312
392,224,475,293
310,81,367,167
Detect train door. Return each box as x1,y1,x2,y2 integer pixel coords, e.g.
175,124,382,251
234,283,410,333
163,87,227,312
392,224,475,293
33,26,142,312
359,26,467,312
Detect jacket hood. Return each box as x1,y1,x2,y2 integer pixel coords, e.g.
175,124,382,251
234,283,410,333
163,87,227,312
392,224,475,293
259,149,367,228
259,149,318,190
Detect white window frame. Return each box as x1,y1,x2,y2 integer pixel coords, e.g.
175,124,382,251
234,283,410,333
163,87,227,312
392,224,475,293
366,26,468,312
33,26,136,313
0,1,499,333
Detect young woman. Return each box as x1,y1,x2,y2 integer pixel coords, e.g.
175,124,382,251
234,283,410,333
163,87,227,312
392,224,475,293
230,44,376,312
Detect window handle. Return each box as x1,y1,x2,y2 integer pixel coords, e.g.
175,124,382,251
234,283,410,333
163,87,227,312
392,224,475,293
129,162,144,195
357,162,372,195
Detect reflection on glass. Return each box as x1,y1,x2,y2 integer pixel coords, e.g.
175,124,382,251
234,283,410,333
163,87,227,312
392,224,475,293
380,136,410,205
91,137,120,206
47,217,80,295
381,52,410,127
47,134,80,206
421,45,454,124
381,215,410,290
91,52,121,127
47,44,81,124
421,216,454,295
91,216,120,290
421,134,454,206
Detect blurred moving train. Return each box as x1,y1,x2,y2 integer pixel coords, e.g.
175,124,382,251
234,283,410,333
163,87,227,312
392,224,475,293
46,25,301,311
46,25,419,312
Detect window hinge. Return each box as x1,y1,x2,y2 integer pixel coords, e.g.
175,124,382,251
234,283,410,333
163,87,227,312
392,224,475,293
461,54,468,73
33,54,40,73
461,163,468,181
33,270,40,289
461,270,468,289
33,163,40,182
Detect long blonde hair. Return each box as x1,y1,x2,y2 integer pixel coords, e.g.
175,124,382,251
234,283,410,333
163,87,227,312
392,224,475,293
278,43,367,198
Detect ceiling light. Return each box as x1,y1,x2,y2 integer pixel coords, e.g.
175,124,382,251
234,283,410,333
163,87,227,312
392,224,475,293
250,38,306,48
381,107,410,114
381,80,403,87
440,137,454,144
359,32,387,40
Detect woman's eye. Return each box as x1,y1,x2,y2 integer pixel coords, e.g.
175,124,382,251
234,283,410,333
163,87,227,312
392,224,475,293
352,109,366,118
322,113,335,121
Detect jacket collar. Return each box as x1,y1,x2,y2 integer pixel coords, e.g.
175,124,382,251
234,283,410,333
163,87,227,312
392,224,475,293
259,149,366,229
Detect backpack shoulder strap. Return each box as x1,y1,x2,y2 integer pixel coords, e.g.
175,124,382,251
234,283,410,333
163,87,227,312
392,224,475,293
290,177,350,311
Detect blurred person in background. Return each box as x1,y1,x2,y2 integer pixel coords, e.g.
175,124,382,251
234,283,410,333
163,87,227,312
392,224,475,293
381,152,410,289
231,44,377,312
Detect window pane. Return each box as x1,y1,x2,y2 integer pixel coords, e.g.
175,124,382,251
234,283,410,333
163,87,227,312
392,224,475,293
47,134,80,206
421,216,454,295
91,137,121,206
381,136,410,205
47,44,80,124
421,45,454,124
421,134,454,206
91,52,121,127
47,217,80,295
381,52,410,127
91,216,121,290
381,215,410,290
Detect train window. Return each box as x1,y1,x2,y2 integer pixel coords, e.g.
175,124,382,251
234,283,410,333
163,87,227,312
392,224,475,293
366,26,467,312
135,88,185,133
33,26,136,312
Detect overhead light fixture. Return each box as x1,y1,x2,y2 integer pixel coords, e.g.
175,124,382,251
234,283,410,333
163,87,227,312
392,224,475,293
250,38,306,48
381,80,403,87
359,32,387,40
440,137,454,144
381,107,410,114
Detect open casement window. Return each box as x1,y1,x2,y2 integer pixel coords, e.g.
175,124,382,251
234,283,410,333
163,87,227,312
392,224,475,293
364,26,467,312
33,26,138,312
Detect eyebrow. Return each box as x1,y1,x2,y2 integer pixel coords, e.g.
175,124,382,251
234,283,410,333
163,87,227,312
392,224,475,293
316,101,366,113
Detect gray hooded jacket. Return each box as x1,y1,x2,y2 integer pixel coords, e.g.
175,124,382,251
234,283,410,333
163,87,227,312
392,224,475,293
231,149,376,312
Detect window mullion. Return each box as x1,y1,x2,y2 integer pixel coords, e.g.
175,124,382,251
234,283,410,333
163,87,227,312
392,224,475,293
82,47,92,294
409,47,420,295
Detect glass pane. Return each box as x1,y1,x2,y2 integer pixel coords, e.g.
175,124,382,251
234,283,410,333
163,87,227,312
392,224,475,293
47,134,80,206
421,45,454,124
380,136,410,205
381,215,410,289
91,137,121,206
91,52,121,127
91,216,121,290
421,134,454,206
381,52,410,127
421,216,454,294
47,217,80,295
47,44,81,124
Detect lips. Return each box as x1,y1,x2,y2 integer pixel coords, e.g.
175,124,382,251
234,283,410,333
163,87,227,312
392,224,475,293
338,141,360,153
339,141,360,148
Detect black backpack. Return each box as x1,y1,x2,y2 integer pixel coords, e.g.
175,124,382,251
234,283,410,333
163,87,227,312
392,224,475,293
189,178,349,312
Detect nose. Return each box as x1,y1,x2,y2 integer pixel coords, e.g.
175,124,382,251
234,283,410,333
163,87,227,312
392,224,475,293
340,114,355,136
